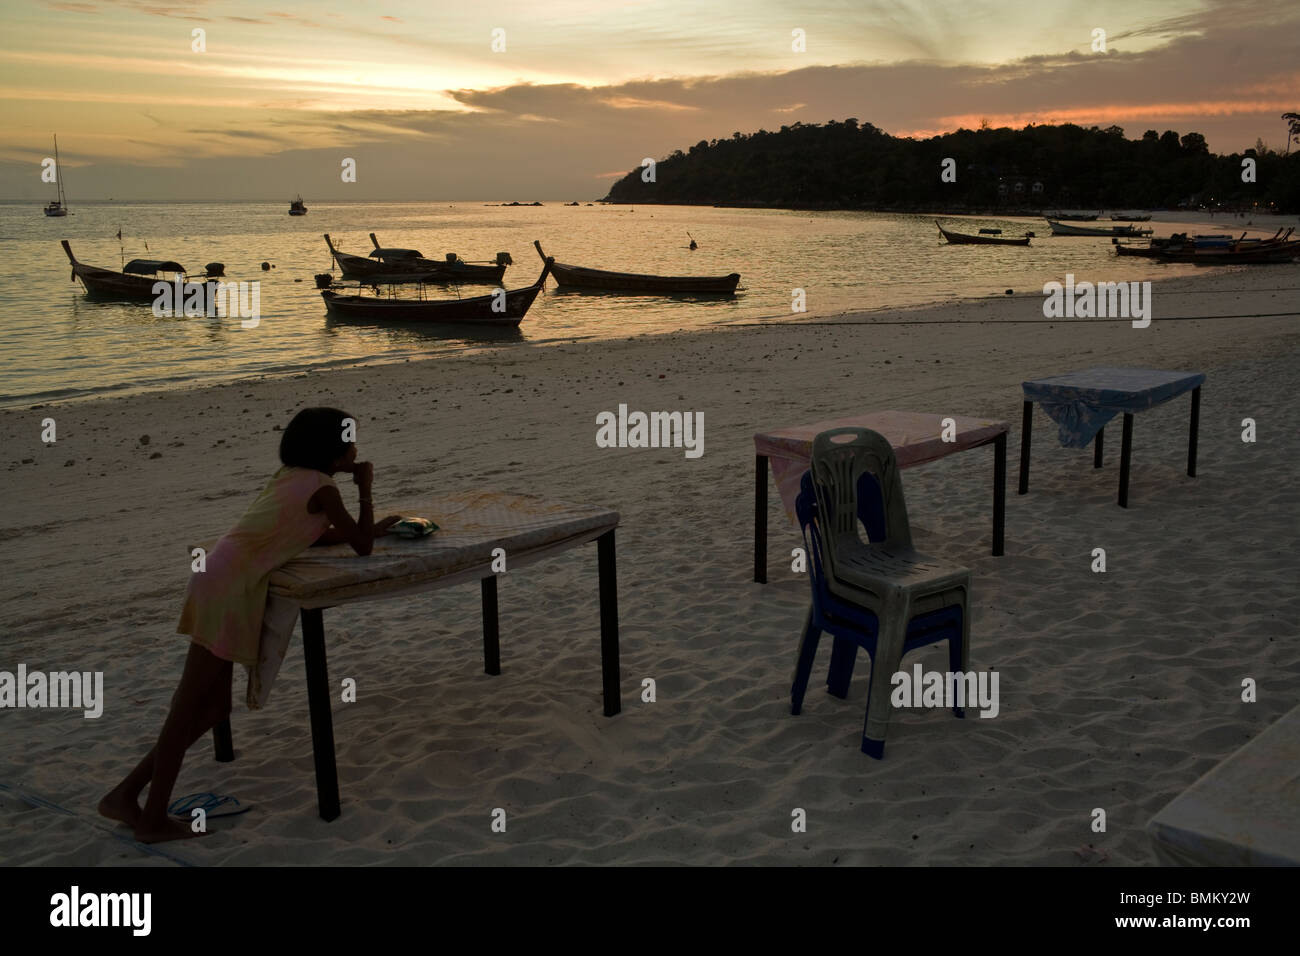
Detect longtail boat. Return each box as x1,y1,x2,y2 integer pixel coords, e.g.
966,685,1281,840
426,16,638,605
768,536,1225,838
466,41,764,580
936,221,1031,246
533,240,739,293
324,234,428,283
1113,229,1298,264
1047,219,1153,237
321,257,553,326
1110,214,1151,222
368,233,508,284
62,240,224,302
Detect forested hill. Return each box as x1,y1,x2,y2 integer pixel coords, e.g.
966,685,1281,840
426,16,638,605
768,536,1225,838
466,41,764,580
602,120,1300,213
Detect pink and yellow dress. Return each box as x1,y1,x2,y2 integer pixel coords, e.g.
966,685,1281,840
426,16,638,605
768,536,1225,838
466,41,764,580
178,466,337,665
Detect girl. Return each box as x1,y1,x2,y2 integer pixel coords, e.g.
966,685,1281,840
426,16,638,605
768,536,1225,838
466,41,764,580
100,407,400,843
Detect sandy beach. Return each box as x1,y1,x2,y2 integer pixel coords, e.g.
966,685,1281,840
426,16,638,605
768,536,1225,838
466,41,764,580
1,264,1297,866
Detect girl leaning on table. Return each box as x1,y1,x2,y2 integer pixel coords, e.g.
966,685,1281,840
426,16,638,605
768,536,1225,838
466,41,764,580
99,407,401,843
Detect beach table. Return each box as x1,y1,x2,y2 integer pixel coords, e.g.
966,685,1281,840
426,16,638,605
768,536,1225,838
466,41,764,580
1018,366,1204,507
1147,703,1300,866
211,491,621,822
753,411,1009,583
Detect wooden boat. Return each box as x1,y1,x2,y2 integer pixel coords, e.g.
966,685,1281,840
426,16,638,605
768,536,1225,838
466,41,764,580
321,257,553,326
324,234,430,282
1114,229,1299,264
1110,214,1151,222
1047,219,1152,237
936,221,1030,246
61,240,225,301
44,136,69,217
1046,212,1097,221
533,241,739,293
289,195,307,216
368,233,507,283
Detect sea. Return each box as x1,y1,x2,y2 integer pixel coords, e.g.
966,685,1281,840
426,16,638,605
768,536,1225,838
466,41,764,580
0,200,1285,407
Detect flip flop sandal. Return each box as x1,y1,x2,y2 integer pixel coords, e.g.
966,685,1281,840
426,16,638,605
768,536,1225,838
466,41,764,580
168,792,252,818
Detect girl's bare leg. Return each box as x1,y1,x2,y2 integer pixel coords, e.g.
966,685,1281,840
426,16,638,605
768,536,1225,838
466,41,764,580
99,643,233,841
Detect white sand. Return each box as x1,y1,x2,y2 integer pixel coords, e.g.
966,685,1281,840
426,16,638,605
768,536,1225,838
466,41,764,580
1,265,1298,865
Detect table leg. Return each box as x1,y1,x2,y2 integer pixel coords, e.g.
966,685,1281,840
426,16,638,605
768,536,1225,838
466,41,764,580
212,717,234,762
753,454,768,583
597,530,622,717
481,576,501,675
1017,401,1033,495
301,607,341,822
1188,385,1201,477
1094,426,1104,468
1118,413,1134,508
992,433,1006,556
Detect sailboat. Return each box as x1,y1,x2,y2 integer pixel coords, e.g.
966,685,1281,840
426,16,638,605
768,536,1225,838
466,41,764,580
44,136,69,217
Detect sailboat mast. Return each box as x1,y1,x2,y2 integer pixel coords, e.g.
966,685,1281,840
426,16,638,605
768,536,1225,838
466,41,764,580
53,135,67,207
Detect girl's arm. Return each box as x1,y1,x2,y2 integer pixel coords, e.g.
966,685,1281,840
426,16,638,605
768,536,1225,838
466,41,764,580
309,484,395,557
312,517,401,547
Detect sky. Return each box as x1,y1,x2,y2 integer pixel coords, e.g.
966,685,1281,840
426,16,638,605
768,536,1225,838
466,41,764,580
1,0,1297,199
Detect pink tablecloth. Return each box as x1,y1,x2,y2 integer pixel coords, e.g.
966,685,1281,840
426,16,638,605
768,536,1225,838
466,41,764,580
755,411,1008,522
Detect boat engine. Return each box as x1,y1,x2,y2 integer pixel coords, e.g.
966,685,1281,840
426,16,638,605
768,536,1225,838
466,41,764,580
314,273,333,289
205,262,225,277
496,251,513,266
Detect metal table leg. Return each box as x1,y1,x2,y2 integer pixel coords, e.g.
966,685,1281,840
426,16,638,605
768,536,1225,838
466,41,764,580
597,530,621,717
301,607,341,822
481,576,500,675
1017,401,1033,494
213,718,234,762
1118,413,1135,508
1094,426,1104,468
1188,385,1201,477
754,454,768,583
992,433,1006,556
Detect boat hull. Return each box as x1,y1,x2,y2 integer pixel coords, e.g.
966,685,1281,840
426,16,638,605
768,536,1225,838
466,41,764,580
936,222,1030,246
321,259,552,326
1048,220,1152,237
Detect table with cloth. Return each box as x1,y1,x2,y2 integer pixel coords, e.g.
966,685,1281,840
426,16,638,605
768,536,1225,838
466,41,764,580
205,490,621,821
1018,366,1204,507
752,411,1009,583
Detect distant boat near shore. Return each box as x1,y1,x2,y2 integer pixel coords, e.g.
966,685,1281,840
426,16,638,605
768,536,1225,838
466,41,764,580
321,257,553,327
1114,228,1299,264
936,221,1032,246
289,195,307,215
61,240,225,302
1047,219,1152,237
534,240,740,294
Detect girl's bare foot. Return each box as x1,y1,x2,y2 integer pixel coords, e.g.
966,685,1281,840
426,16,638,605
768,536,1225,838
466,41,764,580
98,790,142,828
134,817,203,844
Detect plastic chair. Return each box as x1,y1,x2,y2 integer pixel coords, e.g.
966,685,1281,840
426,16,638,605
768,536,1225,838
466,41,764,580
791,427,971,757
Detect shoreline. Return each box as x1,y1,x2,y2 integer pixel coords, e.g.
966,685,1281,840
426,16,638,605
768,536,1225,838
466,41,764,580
12,263,1298,412
2,263,1297,866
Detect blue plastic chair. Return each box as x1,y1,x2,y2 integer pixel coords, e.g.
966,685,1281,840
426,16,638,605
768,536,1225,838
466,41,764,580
791,427,971,757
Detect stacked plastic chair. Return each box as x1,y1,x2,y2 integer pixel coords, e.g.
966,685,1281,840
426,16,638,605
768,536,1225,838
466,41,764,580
791,427,972,757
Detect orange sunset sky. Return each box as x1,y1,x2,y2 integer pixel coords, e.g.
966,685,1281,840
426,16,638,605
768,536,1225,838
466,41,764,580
2,0,1297,199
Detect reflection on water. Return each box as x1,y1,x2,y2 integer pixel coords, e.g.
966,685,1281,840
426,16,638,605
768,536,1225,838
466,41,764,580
0,200,1282,406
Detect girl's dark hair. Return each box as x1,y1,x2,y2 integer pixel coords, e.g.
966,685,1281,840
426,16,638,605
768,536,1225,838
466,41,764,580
279,407,354,472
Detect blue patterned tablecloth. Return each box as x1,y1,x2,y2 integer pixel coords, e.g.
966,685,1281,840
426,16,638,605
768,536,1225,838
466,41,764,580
1022,366,1205,448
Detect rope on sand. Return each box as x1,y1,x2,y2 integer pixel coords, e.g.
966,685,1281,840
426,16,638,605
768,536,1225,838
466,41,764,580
0,781,196,867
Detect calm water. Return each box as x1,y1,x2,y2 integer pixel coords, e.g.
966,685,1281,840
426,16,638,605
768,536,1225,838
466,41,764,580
0,201,1258,406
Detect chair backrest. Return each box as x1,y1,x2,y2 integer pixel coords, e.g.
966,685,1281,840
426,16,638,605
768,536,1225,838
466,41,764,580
795,470,831,607
810,428,913,574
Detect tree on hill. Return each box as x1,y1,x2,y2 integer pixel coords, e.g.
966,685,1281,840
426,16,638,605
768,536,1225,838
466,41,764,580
601,121,1299,212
